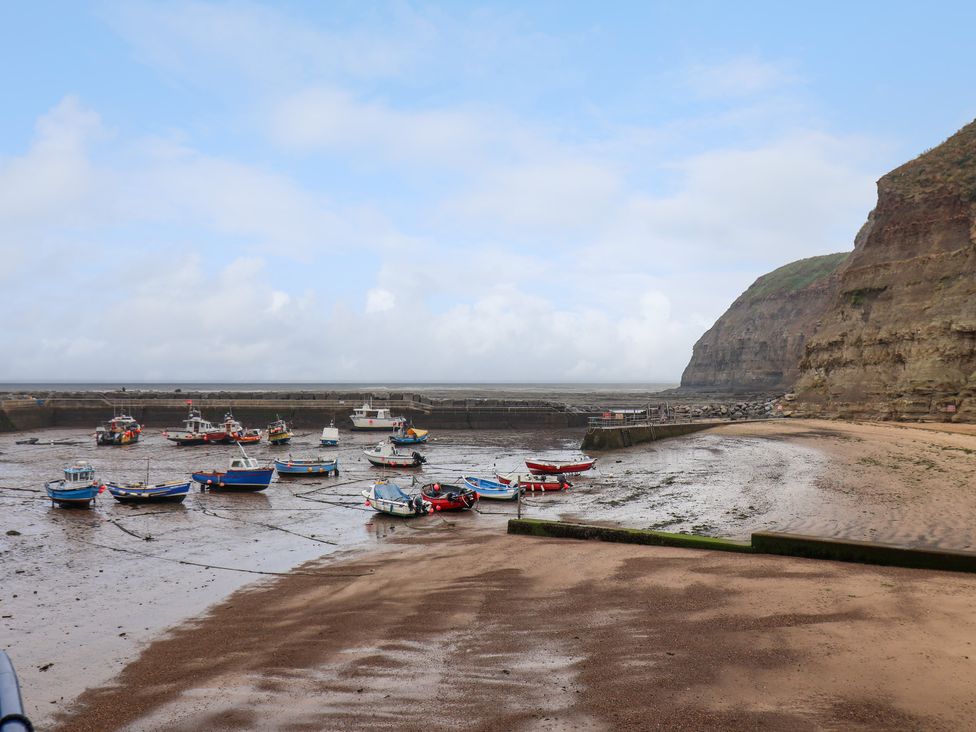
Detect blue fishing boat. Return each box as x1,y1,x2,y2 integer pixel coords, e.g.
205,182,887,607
274,455,339,477
462,476,522,501
192,447,274,491
45,461,101,508
106,480,192,504
390,426,429,445
320,420,339,446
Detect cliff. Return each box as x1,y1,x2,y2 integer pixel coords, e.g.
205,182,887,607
680,253,849,392
796,119,976,420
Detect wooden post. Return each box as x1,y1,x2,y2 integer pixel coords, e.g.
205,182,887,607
517,482,522,519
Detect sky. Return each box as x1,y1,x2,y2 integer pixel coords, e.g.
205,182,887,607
1,1,974,383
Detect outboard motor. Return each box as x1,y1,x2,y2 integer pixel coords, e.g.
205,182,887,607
0,651,33,732
411,496,425,515
412,452,426,465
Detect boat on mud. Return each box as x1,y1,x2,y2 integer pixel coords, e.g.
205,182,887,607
95,414,142,446
320,420,339,446
524,456,597,475
462,476,522,500
273,455,340,477
420,482,478,511
495,472,571,492
390,426,429,445
192,448,274,491
163,408,227,446
105,480,192,504
350,402,406,431
45,461,101,508
267,417,293,445
222,411,262,445
362,480,431,517
363,441,426,468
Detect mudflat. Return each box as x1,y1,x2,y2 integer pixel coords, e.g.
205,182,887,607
49,418,976,731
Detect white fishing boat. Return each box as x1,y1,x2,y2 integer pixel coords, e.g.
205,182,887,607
320,420,339,446
363,441,425,468
350,402,406,431
162,408,227,446
362,480,431,517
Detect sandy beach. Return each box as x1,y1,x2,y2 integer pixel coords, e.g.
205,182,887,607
6,417,976,729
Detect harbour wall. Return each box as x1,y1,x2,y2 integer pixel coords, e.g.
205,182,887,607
0,392,592,433
580,421,726,450
509,520,976,574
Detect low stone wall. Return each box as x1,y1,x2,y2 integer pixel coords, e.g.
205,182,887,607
580,421,724,450
508,520,976,574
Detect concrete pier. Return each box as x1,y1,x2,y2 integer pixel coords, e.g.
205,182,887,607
580,421,726,450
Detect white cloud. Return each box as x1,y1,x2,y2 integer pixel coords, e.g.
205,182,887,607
365,288,396,314
681,55,797,99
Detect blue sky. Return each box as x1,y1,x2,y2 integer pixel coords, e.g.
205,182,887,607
1,1,974,382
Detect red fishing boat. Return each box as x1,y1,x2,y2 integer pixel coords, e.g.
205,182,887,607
524,456,597,475
420,482,478,511
495,472,571,492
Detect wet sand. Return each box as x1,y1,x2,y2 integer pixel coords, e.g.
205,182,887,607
6,418,976,729
54,531,976,731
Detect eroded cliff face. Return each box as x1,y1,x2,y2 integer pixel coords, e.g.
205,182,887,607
796,120,976,420
681,253,849,392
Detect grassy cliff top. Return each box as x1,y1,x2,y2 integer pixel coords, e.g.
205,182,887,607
742,252,850,299
883,118,976,201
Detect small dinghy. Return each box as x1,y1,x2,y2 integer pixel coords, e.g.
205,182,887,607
390,426,429,445
274,455,340,477
420,482,478,511
525,456,597,475
320,420,339,446
45,461,101,508
363,441,426,468
495,472,571,492
462,476,522,500
192,446,274,491
363,480,431,517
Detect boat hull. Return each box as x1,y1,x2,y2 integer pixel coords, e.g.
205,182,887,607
274,459,339,477
390,435,429,445
96,431,140,446
364,454,424,468
45,481,99,507
320,439,339,446
351,418,404,431
462,476,521,500
525,458,596,475
268,435,292,445
496,472,571,491
421,484,478,511
106,481,191,504
191,468,274,491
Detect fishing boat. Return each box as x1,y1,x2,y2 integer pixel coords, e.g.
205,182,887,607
222,411,262,444
462,476,522,500
350,402,406,431
192,447,274,491
363,441,426,468
95,413,142,446
420,482,478,511
390,425,429,445
105,459,192,503
320,420,340,446
267,417,293,445
106,480,192,504
273,455,340,477
163,408,227,446
524,456,597,475
45,461,101,508
495,472,571,492
362,480,431,517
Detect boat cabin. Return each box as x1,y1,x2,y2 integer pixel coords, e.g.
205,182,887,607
64,461,95,483
230,456,260,470
354,403,397,420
